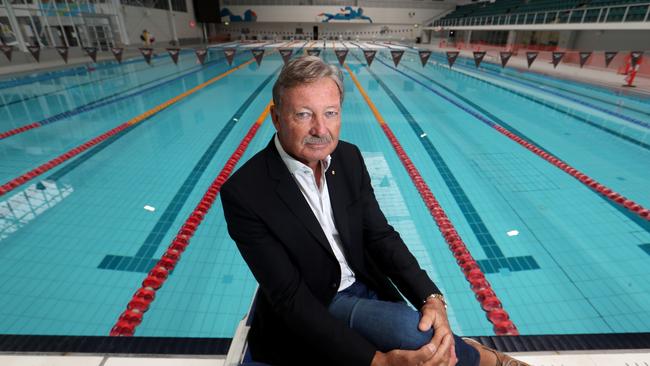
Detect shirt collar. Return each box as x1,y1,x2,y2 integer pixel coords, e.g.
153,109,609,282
274,134,331,175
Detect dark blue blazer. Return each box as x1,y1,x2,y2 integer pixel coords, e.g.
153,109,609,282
221,138,440,366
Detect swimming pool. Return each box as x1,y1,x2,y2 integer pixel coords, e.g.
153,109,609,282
1,40,649,352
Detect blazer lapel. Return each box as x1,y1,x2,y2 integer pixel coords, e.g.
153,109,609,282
325,149,353,257
264,139,334,258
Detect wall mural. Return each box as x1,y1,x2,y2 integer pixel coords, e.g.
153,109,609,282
318,7,373,23
220,8,258,22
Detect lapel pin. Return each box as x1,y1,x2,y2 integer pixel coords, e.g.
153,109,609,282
331,170,336,175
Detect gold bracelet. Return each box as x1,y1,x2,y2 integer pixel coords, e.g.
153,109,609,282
423,293,447,309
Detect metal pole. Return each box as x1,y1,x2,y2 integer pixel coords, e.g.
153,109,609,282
26,10,45,47
166,0,179,45
622,6,629,22
36,0,57,46
52,0,71,47
3,0,29,52
83,0,101,47
110,0,129,45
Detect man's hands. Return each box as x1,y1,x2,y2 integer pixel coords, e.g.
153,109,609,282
419,297,457,366
369,297,457,366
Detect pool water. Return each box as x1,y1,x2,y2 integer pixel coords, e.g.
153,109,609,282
0,41,648,340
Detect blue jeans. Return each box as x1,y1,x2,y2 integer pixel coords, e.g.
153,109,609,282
328,281,479,366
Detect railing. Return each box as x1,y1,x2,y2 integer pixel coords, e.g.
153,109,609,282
433,3,650,27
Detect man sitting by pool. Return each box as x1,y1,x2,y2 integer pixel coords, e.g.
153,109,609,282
221,55,529,366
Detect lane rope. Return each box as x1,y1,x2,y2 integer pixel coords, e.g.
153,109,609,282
344,57,520,336
109,102,272,336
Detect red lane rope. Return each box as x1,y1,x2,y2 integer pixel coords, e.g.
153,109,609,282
381,124,519,336
346,63,518,335
492,125,649,221
109,103,271,336
0,57,256,198
0,122,41,140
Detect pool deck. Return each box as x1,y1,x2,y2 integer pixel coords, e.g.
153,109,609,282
1,349,650,365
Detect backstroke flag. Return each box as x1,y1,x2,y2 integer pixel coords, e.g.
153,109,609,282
111,47,123,63
167,48,180,65
56,46,69,63
27,45,40,62
418,50,431,66
1,45,13,61
473,51,486,68
579,51,592,68
604,51,617,68
195,48,207,65
499,51,512,68
363,50,377,66
390,50,404,67
335,49,348,66
139,48,153,65
630,51,643,67
526,51,538,68
307,49,321,57
334,48,348,66
84,47,97,63
551,52,565,68
280,48,293,64
252,48,265,66
224,48,236,66
446,51,459,68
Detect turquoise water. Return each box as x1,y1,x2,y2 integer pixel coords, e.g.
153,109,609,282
0,41,648,340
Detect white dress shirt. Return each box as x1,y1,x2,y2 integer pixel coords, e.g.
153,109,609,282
274,135,356,292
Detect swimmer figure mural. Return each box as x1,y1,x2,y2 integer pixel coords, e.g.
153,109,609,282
319,6,373,23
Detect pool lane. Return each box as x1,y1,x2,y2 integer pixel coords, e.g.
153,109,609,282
0,50,254,184
0,53,228,141
398,50,650,211
0,47,285,338
0,50,196,130
346,44,650,334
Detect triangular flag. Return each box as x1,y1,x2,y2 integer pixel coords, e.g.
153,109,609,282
195,48,207,65
418,50,431,66
335,49,348,66
363,50,377,66
27,45,40,62
56,46,69,63
139,47,153,65
84,47,97,63
1,45,13,61
251,48,264,66
307,48,321,57
167,48,180,64
499,51,512,68
224,48,236,66
551,52,565,68
446,51,459,68
604,51,617,68
579,52,591,68
526,52,538,68
279,48,293,64
111,47,123,63
390,50,404,67
630,51,643,67
473,51,486,68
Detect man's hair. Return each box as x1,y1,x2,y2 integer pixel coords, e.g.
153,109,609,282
272,55,344,108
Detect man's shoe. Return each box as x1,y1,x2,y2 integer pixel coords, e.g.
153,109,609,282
462,337,531,366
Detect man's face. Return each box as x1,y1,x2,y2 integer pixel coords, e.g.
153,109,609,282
272,77,341,169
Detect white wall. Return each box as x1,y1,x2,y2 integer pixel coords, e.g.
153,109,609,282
121,3,203,45
219,5,453,24
572,30,650,51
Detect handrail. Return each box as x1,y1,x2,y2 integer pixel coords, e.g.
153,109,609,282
433,2,650,27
